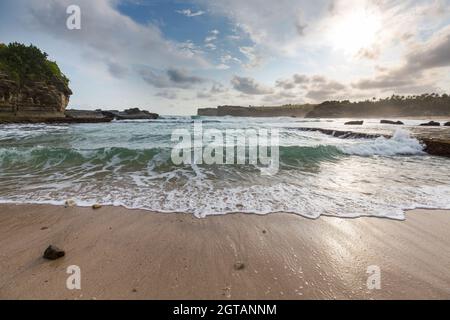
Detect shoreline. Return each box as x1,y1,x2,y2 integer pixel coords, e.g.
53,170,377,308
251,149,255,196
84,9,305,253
1,199,450,220
1,204,450,299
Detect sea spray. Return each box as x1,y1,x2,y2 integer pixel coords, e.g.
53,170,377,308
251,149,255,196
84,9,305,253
338,129,425,156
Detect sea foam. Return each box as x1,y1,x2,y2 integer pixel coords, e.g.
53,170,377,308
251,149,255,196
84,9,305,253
338,129,425,156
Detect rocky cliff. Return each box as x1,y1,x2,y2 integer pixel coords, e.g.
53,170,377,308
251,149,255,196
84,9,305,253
0,43,73,122
305,97,450,118
0,71,72,122
198,95,450,118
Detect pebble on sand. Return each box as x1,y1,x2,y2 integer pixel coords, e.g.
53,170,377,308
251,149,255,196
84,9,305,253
234,262,245,270
65,199,76,207
92,204,102,210
43,245,65,260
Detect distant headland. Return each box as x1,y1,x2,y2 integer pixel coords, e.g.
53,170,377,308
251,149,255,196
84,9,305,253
198,95,450,118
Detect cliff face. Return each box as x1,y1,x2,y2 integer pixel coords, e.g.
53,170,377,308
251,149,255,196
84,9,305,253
0,71,72,121
199,100,450,119
305,100,450,118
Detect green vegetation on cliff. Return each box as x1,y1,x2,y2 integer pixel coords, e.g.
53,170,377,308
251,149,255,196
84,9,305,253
306,94,450,118
198,94,450,118
0,42,69,88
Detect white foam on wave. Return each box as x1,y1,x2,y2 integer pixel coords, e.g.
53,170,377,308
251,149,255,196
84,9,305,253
338,129,425,156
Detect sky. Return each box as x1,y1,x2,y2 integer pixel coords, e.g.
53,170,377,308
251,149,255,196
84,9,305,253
1,0,450,115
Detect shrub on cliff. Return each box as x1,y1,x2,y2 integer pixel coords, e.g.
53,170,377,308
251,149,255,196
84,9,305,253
0,42,69,89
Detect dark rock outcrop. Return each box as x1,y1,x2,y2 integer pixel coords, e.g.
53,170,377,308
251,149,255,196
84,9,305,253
381,120,404,125
420,121,440,126
43,245,65,260
345,121,364,125
65,109,113,123
102,108,158,120
422,139,450,157
444,122,450,126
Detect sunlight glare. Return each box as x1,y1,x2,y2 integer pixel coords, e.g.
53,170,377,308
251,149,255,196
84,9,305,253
329,8,382,56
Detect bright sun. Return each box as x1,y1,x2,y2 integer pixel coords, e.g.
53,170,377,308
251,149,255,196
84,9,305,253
329,9,382,55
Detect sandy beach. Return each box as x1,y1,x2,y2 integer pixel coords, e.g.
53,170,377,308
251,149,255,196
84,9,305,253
0,204,449,300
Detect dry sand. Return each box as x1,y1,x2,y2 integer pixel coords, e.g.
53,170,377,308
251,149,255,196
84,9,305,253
0,204,449,300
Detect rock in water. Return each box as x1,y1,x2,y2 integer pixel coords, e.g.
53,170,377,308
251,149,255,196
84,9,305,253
43,245,65,260
444,122,450,126
101,108,158,120
420,121,440,126
92,204,102,210
345,121,364,125
380,120,404,125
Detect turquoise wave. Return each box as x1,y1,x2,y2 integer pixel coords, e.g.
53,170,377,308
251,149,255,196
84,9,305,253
0,145,343,172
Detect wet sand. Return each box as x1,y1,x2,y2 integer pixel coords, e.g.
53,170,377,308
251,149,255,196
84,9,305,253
0,204,449,300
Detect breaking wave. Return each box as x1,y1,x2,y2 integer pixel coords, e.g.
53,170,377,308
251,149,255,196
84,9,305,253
0,121,448,219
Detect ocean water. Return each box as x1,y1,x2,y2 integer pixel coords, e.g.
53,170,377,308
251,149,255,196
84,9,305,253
0,117,449,219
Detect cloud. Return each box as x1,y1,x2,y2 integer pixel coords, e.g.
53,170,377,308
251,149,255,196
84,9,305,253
205,43,217,50
204,29,220,50
210,83,228,93
106,61,128,79
140,68,207,89
353,24,450,91
156,90,178,100
295,22,308,36
216,64,230,70
231,76,273,95
205,36,217,42
272,73,349,102
198,0,314,49
239,46,263,69
176,9,206,17
221,54,241,64
197,83,229,100
167,69,205,84
205,30,219,42
8,0,210,72
178,40,205,57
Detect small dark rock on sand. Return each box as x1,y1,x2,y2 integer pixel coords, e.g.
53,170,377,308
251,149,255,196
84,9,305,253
234,262,245,270
43,245,65,260
92,204,102,210
380,120,404,125
420,121,441,126
345,121,364,125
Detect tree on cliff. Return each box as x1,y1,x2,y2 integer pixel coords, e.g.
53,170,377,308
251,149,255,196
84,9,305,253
305,94,450,118
0,42,69,87
0,42,71,114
